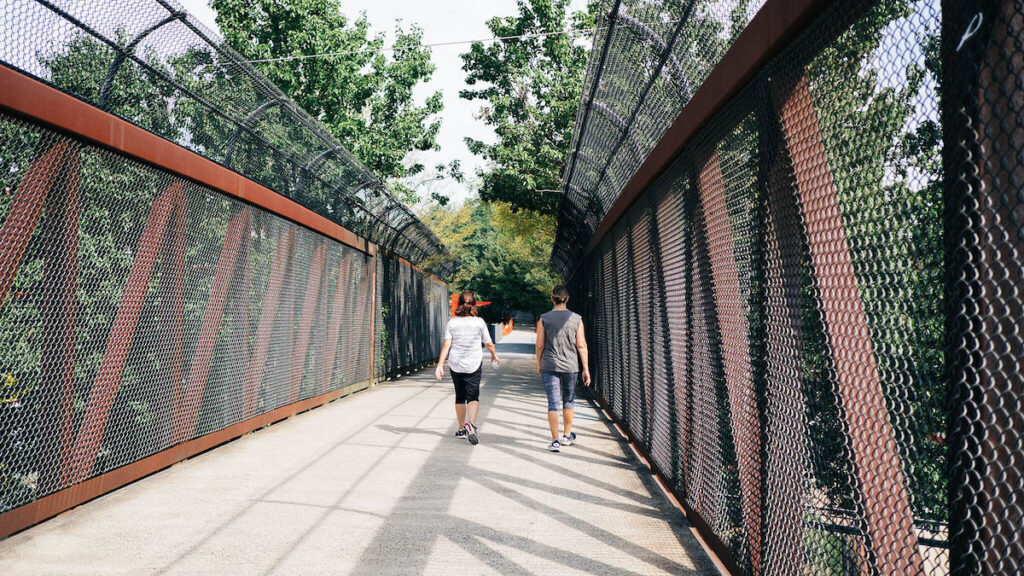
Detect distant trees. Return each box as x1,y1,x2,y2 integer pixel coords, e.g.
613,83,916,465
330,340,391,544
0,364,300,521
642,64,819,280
420,200,559,319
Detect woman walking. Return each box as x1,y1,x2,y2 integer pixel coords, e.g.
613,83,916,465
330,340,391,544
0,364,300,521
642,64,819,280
435,290,500,445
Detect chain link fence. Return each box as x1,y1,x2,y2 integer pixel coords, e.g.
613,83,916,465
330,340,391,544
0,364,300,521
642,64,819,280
552,0,766,276
0,111,379,514
377,255,450,378
0,0,450,535
561,0,1023,574
0,0,451,277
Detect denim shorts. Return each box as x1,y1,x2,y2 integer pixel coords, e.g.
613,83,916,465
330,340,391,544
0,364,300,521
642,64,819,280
541,371,577,411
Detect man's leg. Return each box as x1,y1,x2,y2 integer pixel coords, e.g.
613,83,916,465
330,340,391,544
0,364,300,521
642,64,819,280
467,401,479,424
542,371,562,440
455,403,467,428
548,410,561,440
561,372,577,438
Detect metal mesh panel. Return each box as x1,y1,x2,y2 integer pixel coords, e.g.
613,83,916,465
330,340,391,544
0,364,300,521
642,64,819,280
0,0,450,276
553,0,766,276
558,0,1024,572
378,255,448,377
944,1,1024,573
0,110,383,512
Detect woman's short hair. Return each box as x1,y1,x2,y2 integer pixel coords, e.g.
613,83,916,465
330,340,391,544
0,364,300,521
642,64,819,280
551,285,570,305
455,290,478,317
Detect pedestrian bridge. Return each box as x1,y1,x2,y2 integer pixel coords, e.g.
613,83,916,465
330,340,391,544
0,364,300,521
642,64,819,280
0,331,719,575
2,0,1024,574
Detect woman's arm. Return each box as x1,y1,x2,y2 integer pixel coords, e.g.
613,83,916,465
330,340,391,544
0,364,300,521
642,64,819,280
576,320,591,386
535,320,545,374
477,319,499,365
435,338,452,380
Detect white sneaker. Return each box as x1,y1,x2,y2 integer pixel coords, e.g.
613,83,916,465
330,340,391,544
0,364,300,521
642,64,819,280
547,440,561,452
464,421,479,445
560,433,575,446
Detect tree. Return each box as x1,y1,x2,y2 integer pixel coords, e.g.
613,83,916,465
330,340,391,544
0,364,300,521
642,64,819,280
212,0,443,194
421,200,559,319
460,0,597,213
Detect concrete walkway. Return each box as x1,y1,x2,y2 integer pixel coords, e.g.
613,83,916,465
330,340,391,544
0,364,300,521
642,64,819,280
0,330,717,575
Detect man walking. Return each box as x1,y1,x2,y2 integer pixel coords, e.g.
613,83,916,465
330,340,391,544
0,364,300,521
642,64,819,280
536,285,591,452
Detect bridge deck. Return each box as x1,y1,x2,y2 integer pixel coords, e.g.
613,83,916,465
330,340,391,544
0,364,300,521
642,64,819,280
0,330,717,575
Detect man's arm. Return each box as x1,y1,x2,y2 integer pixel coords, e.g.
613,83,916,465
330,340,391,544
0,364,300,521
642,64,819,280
535,321,545,374
576,320,591,386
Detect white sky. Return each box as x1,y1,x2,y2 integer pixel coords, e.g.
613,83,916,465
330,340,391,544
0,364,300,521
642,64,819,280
177,0,591,204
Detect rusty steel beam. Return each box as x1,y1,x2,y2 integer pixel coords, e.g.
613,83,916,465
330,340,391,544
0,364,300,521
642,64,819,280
67,180,185,483
774,76,924,574
0,64,376,257
0,140,72,307
288,241,327,403
172,207,252,443
156,180,188,447
696,151,764,575
241,227,295,418
321,251,353,393
38,144,80,491
394,255,446,287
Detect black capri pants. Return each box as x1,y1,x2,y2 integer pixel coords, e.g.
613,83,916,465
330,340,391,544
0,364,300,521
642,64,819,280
451,365,482,404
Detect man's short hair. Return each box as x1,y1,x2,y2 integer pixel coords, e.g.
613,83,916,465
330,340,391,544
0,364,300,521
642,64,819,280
551,285,570,304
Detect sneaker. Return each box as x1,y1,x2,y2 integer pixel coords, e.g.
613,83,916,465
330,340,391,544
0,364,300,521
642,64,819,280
465,421,479,445
548,440,561,452
454,428,468,440
561,432,576,446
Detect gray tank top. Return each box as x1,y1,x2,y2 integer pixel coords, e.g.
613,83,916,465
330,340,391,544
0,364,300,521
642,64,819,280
540,309,581,373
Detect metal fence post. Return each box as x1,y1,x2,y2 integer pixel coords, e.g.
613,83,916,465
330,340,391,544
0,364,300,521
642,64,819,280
943,1,1024,572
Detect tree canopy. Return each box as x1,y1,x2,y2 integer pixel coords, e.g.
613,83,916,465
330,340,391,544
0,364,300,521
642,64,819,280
421,200,559,319
212,0,443,200
460,0,597,213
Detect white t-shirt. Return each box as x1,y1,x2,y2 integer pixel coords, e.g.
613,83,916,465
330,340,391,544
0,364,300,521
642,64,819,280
444,316,491,373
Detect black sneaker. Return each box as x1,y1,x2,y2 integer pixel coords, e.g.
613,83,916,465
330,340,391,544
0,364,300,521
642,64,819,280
548,440,561,452
454,428,468,440
465,421,479,445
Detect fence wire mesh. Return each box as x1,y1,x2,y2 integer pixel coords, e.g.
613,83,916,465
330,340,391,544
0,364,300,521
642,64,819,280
0,0,451,277
553,0,766,276
563,0,1024,573
378,255,449,377
0,110,386,512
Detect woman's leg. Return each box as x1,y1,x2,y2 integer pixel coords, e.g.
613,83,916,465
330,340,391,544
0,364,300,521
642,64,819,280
452,371,468,428
464,367,482,425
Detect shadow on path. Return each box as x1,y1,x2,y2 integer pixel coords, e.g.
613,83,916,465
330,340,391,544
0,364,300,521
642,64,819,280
347,352,716,575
